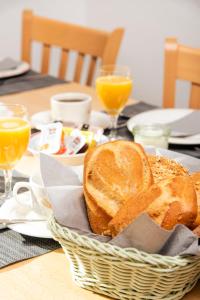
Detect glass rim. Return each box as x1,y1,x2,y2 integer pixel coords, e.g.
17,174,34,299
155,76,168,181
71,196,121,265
132,123,171,136
0,104,28,118
97,64,132,77
0,103,27,111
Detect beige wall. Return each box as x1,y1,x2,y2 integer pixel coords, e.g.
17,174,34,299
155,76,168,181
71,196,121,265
0,0,199,106
86,0,200,106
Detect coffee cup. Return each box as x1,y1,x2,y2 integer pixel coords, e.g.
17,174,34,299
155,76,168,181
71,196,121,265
50,92,92,126
13,173,51,217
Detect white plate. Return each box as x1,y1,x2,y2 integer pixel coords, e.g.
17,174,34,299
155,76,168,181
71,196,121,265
127,108,200,145
31,110,110,130
0,192,52,238
0,61,30,79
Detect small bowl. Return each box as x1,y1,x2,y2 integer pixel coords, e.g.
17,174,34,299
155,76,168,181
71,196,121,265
28,132,108,166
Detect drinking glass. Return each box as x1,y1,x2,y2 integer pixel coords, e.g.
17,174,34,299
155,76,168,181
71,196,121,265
0,104,30,203
96,65,132,140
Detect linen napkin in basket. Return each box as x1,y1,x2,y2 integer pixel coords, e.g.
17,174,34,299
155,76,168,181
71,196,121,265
40,150,200,257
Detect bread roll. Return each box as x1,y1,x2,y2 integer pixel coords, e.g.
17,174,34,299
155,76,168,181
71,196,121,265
84,141,153,234
109,175,197,237
190,172,200,228
148,155,189,183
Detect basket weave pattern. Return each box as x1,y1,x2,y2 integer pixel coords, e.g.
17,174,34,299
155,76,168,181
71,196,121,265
49,216,200,300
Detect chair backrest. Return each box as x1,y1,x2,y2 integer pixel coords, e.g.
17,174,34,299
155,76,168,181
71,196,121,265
163,38,200,108
21,10,124,85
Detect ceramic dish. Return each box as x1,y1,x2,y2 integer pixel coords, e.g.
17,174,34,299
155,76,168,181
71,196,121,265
0,61,30,79
31,110,110,130
127,108,200,145
28,132,108,166
0,192,52,238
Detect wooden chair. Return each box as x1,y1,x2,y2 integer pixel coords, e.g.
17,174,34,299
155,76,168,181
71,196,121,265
163,38,200,108
21,10,124,85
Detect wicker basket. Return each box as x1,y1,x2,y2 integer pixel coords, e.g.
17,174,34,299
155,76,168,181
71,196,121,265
49,216,200,300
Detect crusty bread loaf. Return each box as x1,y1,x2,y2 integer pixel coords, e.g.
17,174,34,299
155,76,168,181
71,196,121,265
84,188,112,235
84,141,153,234
190,172,200,228
148,155,189,184
109,176,197,237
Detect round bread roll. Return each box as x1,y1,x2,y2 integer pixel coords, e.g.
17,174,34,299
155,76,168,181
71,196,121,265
148,155,189,184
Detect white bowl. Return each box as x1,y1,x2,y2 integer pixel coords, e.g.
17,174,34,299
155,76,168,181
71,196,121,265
28,132,108,166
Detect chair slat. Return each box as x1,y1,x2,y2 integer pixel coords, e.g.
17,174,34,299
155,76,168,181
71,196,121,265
74,53,84,83
22,10,124,86
163,38,200,108
163,38,178,108
21,10,33,63
189,83,200,109
86,56,97,86
41,44,51,74
58,49,69,80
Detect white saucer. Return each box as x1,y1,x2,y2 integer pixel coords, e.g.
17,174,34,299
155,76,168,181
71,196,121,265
31,110,110,130
127,108,200,145
0,61,30,79
0,192,52,238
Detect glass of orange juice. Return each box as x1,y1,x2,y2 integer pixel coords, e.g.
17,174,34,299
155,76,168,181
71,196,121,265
0,104,30,203
96,65,132,139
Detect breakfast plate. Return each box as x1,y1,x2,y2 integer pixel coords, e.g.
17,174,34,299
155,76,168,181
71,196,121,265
0,192,52,238
0,60,30,79
127,108,200,145
31,110,110,130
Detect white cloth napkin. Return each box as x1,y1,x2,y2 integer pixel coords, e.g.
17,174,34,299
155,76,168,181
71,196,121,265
169,110,200,137
40,150,200,256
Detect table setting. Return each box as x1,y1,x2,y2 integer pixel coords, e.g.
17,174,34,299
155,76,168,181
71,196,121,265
0,60,200,300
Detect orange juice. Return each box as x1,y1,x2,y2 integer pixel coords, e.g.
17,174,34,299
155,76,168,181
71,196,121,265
96,75,132,115
0,118,30,169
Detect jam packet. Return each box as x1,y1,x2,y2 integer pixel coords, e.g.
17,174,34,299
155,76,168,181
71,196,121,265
38,122,63,154
64,130,87,155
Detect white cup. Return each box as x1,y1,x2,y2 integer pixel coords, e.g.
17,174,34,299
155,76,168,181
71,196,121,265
50,92,92,126
13,173,51,217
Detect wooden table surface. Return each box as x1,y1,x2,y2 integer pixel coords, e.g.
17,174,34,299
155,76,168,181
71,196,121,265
0,83,199,300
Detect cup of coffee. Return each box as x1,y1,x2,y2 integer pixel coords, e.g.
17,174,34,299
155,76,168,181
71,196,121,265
13,173,51,217
50,92,92,126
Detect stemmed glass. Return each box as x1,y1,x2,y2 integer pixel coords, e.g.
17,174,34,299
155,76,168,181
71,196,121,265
0,104,30,203
96,65,132,140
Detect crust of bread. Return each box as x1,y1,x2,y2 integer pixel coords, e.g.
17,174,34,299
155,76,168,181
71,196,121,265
83,141,153,234
109,176,197,236
190,172,200,228
148,155,189,184
84,188,112,235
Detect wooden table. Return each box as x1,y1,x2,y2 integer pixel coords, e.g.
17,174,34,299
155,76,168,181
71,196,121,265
0,83,199,300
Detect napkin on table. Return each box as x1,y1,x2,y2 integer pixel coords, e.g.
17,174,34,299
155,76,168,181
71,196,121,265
168,110,200,137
